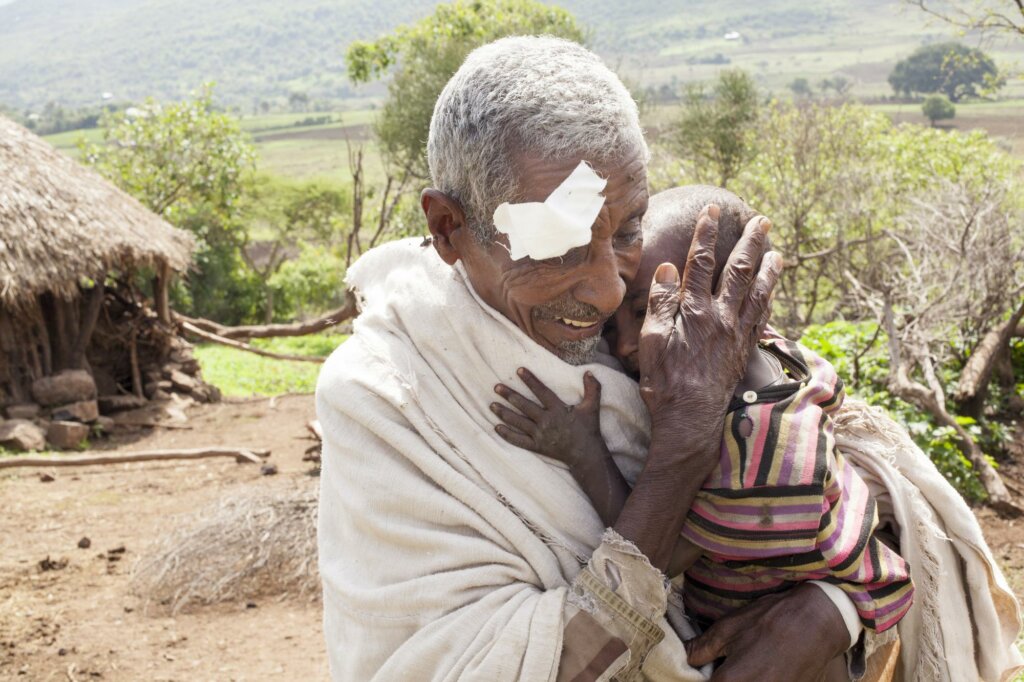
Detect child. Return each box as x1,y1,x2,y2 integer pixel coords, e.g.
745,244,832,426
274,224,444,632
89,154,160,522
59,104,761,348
490,185,913,638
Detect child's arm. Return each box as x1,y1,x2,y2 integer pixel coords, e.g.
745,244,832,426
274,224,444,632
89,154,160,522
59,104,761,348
490,368,630,527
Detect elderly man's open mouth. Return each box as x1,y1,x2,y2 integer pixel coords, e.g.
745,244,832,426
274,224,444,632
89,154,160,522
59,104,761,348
532,299,607,341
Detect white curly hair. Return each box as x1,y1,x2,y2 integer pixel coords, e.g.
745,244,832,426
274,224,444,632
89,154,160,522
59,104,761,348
427,36,648,241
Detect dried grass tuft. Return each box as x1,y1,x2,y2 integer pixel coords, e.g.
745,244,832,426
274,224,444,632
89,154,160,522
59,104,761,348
130,483,319,613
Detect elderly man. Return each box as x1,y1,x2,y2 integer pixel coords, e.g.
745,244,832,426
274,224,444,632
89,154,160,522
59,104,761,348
317,37,1021,681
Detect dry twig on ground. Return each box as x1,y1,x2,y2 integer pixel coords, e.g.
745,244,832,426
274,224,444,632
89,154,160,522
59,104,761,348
0,448,269,469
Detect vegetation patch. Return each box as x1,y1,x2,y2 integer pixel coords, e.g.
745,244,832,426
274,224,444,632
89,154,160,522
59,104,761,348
194,332,348,397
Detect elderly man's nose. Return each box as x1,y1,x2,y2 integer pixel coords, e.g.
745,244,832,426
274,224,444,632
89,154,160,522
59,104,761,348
573,242,627,313
573,269,626,314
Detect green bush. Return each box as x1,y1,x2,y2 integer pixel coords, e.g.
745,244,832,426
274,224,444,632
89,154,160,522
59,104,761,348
921,93,955,126
800,321,987,501
268,244,348,321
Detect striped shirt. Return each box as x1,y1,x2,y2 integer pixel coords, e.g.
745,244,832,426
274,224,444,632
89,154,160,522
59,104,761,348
681,335,914,633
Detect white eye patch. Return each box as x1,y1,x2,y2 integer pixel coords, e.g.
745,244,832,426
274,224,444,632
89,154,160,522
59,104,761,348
492,160,607,261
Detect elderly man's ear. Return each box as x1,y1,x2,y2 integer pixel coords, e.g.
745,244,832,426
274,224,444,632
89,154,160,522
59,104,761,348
422,189,468,265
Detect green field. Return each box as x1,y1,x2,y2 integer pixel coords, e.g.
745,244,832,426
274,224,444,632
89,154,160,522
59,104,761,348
43,107,387,181
194,332,348,397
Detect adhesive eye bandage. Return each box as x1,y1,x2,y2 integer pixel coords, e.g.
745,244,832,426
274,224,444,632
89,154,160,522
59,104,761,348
492,160,607,261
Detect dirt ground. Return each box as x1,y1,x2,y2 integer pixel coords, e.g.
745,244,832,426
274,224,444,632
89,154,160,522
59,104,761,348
2,394,1023,681
0,394,326,681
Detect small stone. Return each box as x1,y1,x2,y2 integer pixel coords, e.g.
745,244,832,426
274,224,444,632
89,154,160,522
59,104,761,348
39,473,55,483
78,537,91,549
38,556,68,571
107,545,126,555
50,400,99,423
58,648,67,656
46,421,90,450
260,463,278,476
93,416,115,434
167,369,198,393
4,404,40,420
0,419,46,451
31,370,97,407
245,602,257,609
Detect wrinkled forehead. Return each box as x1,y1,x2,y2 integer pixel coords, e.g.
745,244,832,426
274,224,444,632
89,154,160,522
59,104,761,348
627,221,693,296
510,149,647,202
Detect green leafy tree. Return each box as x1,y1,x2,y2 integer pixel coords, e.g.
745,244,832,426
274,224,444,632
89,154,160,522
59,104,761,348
922,93,956,126
81,84,260,322
788,77,812,98
818,75,853,97
888,42,1004,101
345,0,585,180
670,69,759,187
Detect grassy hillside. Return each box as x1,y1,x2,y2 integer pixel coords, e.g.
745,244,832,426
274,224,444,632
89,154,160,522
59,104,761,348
3,0,1022,111
0,0,432,110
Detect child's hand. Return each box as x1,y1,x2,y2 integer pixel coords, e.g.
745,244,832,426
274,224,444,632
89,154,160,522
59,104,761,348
491,367,609,470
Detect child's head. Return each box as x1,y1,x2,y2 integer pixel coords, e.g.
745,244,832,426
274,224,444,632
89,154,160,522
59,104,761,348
609,185,761,374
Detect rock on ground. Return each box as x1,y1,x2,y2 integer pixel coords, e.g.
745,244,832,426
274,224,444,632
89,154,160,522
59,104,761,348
50,400,99,423
0,419,47,451
31,371,98,407
4,404,41,420
46,421,91,450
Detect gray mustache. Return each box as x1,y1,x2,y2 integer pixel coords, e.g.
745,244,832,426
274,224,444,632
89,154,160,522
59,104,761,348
532,295,602,322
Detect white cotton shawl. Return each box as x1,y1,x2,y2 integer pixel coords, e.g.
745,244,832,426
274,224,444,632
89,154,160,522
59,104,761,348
316,238,702,681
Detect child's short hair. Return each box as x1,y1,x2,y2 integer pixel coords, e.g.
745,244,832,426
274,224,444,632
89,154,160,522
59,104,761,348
643,185,764,289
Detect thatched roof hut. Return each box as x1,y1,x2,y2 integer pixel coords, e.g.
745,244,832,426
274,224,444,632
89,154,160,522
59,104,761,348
0,116,210,426
0,115,193,308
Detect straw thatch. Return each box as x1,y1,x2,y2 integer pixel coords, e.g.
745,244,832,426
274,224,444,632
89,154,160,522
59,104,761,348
0,115,194,309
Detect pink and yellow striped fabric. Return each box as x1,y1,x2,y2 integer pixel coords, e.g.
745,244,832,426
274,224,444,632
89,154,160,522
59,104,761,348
681,335,914,632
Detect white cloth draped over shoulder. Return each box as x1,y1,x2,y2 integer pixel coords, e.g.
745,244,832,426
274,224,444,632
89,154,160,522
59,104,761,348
316,238,696,681
316,238,1022,681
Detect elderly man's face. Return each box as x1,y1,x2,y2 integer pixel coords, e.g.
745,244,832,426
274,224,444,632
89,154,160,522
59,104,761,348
424,151,647,364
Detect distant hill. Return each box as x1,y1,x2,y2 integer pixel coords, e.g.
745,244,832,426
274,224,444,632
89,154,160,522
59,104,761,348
0,0,1010,111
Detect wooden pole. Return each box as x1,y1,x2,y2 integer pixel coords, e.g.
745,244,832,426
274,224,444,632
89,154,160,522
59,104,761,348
153,263,171,325
71,284,104,370
129,326,144,398
0,447,272,469
173,290,357,340
180,321,325,364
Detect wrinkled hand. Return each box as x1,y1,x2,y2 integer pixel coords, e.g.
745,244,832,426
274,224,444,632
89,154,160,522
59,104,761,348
684,583,851,682
491,368,608,467
640,204,781,435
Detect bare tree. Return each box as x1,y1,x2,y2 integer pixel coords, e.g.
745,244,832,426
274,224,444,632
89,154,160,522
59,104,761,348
902,0,1024,39
846,180,1024,513
735,102,886,335
344,138,412,268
